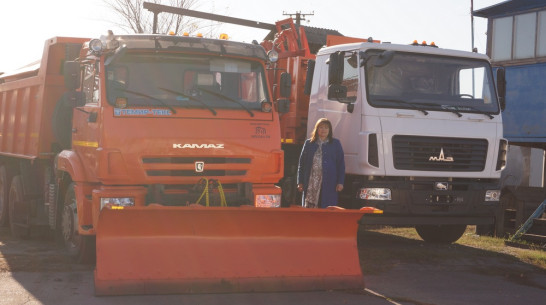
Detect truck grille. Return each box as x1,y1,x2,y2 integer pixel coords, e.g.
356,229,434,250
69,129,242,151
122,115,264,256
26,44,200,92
392,135,488,172
142,157,250,177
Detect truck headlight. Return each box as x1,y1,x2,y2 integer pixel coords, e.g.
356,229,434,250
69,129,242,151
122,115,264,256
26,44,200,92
267,50,279,63
485,190,500,202
89,39,104,54
100,197,135,210
255,195,281,208
359,188,392,200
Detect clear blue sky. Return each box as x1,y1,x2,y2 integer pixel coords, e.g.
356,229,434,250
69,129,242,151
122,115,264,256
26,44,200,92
0,0,500,72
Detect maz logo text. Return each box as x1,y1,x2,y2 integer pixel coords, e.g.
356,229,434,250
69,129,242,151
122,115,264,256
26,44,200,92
428,148,454,162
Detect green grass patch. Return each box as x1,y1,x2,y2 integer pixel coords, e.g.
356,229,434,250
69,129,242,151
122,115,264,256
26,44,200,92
358,225,546,274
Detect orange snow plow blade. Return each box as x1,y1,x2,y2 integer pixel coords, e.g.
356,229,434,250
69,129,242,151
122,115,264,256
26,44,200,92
94,205,374,295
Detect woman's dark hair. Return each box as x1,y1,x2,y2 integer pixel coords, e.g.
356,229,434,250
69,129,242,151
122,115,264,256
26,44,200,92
310,118,333,142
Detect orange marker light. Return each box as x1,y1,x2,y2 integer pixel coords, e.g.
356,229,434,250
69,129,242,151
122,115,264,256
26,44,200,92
115,97,128,109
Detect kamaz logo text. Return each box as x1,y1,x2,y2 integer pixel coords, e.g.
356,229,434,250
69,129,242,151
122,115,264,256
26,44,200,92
173,144,225,149
429,148,454,162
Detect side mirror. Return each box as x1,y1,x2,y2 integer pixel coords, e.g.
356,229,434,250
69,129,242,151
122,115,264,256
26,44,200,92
359,51,369,67
65,91,85,108
105,45,127,66
63,61,81,91
328,84,347,100
277,98,290,113
374,50,395,67
496,68,506,111
303,59,315,95
279,72,292,98
328,51,345,85
328,52,347,100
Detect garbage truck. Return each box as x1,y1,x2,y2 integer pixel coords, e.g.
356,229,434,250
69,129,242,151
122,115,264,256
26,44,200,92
0,33,372,295
146,2,507,244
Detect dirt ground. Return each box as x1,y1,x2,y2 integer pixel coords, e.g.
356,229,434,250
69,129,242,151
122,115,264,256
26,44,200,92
1,225,545,305
0,227,91,273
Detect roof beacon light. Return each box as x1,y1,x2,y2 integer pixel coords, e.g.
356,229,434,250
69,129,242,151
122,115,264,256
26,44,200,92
196,33,203,38
219,33,229,40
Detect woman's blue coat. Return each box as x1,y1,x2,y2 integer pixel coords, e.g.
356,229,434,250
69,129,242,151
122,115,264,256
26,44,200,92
297,138,345,208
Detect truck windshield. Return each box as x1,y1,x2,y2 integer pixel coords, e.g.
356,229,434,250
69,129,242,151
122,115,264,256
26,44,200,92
364,50,499,114
105,53,269,112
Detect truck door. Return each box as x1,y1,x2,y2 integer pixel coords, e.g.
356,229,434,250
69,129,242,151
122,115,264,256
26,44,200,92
71,62,101,180
318,52,362,164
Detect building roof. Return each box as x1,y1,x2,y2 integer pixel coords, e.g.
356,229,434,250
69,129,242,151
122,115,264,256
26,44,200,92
473,0,546,18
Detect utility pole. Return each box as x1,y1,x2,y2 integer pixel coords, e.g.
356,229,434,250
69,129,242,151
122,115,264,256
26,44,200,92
471,0,475,52
282,11,314,26
471,0,475,96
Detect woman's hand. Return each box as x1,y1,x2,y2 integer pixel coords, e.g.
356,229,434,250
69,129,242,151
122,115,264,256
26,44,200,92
336,184,344,192
297,184,303,192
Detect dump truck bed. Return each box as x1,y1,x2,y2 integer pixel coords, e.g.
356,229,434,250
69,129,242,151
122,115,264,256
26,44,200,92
0,37,88,159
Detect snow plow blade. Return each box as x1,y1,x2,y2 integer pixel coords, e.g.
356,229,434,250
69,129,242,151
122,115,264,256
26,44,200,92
94,205,373,295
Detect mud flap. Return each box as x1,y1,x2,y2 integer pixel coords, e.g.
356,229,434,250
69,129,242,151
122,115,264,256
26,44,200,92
94,205,369,295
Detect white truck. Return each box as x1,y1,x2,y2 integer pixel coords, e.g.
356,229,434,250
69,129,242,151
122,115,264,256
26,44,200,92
308,41,507,243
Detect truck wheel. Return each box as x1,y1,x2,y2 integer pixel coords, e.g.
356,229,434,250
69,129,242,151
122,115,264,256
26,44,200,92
0,166,10,226
8,176,31,239
415,224,467,244
61,183,96,264
281,176,297,207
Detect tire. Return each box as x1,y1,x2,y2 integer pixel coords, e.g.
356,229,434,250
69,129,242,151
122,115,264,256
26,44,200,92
415,224,467,244
8,176,30,239
0,166,11,226
61,183,96,264
495,192,516,238
281,176,297,207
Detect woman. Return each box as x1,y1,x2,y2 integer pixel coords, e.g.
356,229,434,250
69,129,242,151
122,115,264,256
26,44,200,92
297,118,345,208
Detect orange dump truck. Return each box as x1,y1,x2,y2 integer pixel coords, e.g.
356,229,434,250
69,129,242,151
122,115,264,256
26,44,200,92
0,34,372,295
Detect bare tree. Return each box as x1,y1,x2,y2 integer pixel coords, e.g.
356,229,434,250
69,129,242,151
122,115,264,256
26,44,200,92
103,0,203,35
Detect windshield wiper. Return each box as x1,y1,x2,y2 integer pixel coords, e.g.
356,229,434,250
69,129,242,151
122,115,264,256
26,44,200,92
451,105,494,119
115,88,176,114
374,98,429,115
198,87,254,117
438,105,463,118
158,87,217,116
